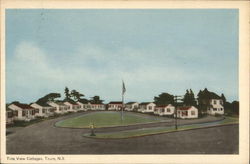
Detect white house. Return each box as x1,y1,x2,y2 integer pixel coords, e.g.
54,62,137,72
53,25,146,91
6,107,14,125
90,104,105,110
125,102,139,111
207,99,224,115
138,102,156,113
64,100,81,112
177,106,198,119
108,101,123,110
47,101,69,114
31,102,56,117
154,104,175,116
8,102,36,121
77,99,92,111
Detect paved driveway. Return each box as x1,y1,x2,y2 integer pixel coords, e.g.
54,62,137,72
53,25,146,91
6,111,238,154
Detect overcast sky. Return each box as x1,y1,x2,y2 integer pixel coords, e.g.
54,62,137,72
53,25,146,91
6,9,238,103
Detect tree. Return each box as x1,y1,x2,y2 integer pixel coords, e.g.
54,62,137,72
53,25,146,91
154,92,174,106
70,89,84,101
90,96,103,104
64,87,71,100
231,101,239,115
36,93,61,104
221,93,226,104
183,89,196,106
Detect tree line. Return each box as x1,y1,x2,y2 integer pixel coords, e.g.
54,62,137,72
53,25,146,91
35,87,104,104
154,88,239,116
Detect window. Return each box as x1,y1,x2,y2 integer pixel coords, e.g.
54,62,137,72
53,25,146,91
7,111,13,118
42,109,46,113
13,111,18,116
167,108,171,112
213,100,217,105
191,111,195,115
22,111,25,116
182,111,188,116
213,108,217,111
161,109,164,112
149,106,152,110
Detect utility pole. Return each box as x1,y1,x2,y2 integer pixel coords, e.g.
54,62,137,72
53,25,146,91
174,95,183,130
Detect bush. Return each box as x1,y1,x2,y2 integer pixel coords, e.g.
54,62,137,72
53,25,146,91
214,113,223,117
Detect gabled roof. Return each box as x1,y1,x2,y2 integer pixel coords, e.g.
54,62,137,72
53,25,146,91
91,103,105,105
6,107,13,111
12,102,34,110
156,105,168,108
126,102,137,105
64,99,78,105
109,101,122,104
199,88,221,99
177,106,192,110
57,102,67,106
35,101,52,107
139,102,152,105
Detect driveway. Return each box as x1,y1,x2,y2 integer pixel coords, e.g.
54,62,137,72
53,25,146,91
6,111,238,154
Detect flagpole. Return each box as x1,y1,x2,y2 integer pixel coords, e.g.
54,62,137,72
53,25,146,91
121,80,126,121
121,89,124,121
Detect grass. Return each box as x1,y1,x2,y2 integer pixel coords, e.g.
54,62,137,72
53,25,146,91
84,116,239,139
7,112,73,128
55,111,164,128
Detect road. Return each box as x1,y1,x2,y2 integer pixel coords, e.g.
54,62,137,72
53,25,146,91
6,111,238,154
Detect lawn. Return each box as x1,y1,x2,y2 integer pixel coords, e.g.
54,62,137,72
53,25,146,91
83,116,239,139
55,111,165,128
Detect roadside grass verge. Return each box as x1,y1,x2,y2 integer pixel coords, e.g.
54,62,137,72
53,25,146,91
83,116,239,139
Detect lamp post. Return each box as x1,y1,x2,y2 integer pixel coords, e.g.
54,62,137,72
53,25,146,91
90,123,95,136
174,95,183,130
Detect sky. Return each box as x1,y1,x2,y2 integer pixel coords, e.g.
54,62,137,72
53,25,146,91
6,9,239,103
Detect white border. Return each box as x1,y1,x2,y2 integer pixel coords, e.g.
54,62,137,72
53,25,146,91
1,1,249,164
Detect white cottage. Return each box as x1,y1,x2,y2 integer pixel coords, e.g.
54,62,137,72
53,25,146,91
64,100,81,112
207,99,224,115
108,101,123,110
77,99,91,111
177,106,198,119
47,101,69,114
139,102,156,113
6,107,14,125
31,102,56,117
90,104,105,110
154,104,175,116
8,102,36,121
125,102,139,111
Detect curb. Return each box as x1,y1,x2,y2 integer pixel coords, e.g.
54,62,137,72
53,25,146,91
83,122,239,140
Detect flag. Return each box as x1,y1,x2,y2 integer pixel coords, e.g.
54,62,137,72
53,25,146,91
122,80,126,95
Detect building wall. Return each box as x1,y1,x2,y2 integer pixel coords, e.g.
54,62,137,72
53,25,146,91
208,99,224,115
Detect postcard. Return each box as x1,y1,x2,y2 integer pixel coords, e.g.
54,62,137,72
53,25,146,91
1,0,249,163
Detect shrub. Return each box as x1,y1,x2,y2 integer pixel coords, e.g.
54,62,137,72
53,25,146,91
214,113,223,117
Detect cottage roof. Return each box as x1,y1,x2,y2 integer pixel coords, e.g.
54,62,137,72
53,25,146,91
126,102,137,105
12,102,34,110
139,102,152,105
109,101,122,104
36,101,52,107
178,106,192,110
156,105,168,108
65,99,78,105
199,88,221,99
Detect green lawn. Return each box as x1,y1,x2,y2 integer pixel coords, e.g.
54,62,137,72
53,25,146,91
55,111,165,128
83,116,239,139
